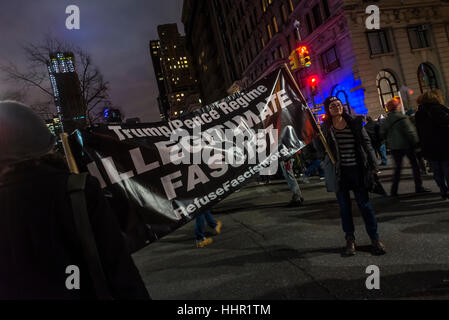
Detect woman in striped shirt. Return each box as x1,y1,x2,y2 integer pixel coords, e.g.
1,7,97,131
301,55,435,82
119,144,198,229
321,96,386,256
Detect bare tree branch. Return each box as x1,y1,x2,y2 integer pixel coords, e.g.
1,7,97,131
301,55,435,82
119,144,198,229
0,35,110,125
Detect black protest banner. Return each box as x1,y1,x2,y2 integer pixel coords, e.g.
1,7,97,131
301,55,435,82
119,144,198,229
69,67,318,252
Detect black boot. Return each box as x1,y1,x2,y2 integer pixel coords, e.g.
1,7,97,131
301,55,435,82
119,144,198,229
343,238,356,256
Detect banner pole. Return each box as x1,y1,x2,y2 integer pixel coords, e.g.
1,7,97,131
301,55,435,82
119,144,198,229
282,64,336,164
60,133,80,174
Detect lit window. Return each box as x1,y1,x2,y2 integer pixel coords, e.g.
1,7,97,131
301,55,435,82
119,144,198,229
288,0,294,12
266,24,272,39
272,16,278,33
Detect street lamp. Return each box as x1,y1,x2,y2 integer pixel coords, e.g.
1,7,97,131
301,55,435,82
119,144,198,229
293,20,301,44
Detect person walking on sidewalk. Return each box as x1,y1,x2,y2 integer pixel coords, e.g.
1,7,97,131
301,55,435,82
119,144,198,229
0,101,149,300
195,210,222,248
415,89,449,200
321,96,386,256
364,116,387,166
280,157,304,207
301,140,325,184
380,97,431,197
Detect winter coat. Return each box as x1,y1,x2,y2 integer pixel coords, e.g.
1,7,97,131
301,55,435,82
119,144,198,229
415,103,449,161
364,119,383,149
380,112,419,150
320,114,378,193
0,164,150,300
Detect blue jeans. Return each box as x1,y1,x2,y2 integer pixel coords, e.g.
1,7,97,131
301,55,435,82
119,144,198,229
305,159,324,177
379,144,387,165
281,159,302,201
430,160,449,196
195,211,217,240
336,166,379,241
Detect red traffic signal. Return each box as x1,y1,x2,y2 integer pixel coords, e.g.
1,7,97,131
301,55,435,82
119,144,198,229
307,75,319,96
298,45,309,55
307,75,319,86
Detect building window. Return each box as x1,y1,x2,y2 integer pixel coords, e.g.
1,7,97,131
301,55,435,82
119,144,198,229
266,24,273,39
288,0,294,12
377,70,399,109
322,0,331,19
306,13,313,34
418,63,439,93
272,16,279,33
321,46,340,73
367,30,392,55
261,0,267,12
408,25,431,49
281,4,289,23
312,4,323,28
279,46,285,59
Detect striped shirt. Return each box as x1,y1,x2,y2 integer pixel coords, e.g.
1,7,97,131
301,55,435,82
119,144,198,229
334,126,357,167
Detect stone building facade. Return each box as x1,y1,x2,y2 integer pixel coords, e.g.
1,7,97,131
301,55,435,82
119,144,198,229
182,0,449,119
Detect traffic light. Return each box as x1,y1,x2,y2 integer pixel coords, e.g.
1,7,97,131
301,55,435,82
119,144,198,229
307,75,319,96
298,45,311,68
289,49,301,70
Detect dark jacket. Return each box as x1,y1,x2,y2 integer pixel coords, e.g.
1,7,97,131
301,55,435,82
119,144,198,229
320,114,378,193
380,112,419,150
364,119,383,149
0,164,150,300
415,103,449,161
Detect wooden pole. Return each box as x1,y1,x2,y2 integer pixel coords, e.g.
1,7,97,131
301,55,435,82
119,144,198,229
60,133,80,174
282,64,336,164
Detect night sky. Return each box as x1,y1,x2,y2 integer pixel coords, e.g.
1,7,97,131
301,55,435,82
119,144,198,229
0,0,184,123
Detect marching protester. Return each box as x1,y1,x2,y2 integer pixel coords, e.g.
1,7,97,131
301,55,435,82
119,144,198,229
301,140,325,184
0,101,150,300
376,115,389,166
406,108,429,175
380,97,431,197
364,116,387,166
415,89,449,200
195,210,222,247
280,157,304,207
321,96,386,256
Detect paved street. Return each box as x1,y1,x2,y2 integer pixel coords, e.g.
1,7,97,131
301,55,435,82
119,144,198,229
133,161,449,300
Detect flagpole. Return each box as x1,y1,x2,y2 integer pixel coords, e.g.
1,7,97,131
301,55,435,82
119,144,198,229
282,64,336,164
60,132,80,174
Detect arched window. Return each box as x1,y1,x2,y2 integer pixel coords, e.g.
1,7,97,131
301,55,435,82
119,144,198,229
418,63,439,93
377,70,399,109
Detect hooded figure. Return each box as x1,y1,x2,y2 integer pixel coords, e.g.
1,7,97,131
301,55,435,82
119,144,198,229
0,101,149,300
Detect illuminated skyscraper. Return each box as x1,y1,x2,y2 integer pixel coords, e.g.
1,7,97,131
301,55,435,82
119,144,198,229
150,40,170,120
47,52,86,133
150,24,201,119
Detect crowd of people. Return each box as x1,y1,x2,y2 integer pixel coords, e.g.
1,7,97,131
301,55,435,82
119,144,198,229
0,88,448,299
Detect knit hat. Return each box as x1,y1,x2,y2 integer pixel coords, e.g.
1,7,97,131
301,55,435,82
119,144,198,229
0,101,56,166
323,96,342,111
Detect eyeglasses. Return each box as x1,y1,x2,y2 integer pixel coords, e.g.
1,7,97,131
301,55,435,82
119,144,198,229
329,104,341,109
